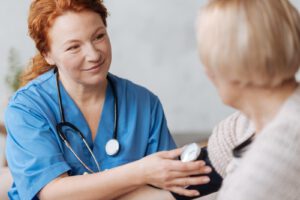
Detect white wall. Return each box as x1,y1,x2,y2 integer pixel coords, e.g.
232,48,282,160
0,0,235,135
1,0,300,137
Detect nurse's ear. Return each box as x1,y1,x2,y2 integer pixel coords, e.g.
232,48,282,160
43,52,55,66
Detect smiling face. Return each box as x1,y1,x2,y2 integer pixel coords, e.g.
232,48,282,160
44,10,112,87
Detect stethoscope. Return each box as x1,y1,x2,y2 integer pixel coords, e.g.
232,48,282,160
55,69,120,174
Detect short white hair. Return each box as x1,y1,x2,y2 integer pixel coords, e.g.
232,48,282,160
197,0,300,86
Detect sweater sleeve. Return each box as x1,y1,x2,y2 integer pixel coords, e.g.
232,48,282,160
207,112,253,177
217,120,300,200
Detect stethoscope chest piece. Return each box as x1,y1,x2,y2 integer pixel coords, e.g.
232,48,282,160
105,139,120,156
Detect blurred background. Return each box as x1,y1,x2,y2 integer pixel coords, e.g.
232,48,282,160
1,0,300,166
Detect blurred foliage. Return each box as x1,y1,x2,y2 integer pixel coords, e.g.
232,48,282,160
5,48,23,92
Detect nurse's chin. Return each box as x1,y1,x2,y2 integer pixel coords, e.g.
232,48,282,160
81,74,107,87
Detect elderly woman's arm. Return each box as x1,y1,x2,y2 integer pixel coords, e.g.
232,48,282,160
217,122,300,200
207,112,253,177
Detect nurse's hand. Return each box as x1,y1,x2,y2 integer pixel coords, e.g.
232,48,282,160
137,147,212,197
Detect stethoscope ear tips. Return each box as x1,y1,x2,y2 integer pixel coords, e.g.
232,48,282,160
106,139,120,156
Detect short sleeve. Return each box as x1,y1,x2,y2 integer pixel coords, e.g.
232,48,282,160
146,97,177,155
5,100,70,200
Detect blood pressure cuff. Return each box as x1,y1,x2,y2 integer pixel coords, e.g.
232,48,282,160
171,147,223,200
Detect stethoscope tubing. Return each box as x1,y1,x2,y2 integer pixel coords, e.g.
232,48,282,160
54,68,119,173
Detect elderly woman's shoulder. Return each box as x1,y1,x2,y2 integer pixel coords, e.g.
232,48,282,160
211,112,254,145
254,91,300,160
267,86,300,141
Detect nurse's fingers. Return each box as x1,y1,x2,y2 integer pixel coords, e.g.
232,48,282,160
168,166,212,179
167,160,206,172
167,176,210,188
167,186,200,198
157,147,183,159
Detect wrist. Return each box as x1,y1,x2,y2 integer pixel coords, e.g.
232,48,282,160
131,159,147,186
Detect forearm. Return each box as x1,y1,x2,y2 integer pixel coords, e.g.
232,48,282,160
38,148,212,200
39,161,144,200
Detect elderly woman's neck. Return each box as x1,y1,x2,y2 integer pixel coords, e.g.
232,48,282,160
236,80,298,132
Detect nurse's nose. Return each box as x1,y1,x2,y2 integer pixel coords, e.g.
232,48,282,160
84,43,101,62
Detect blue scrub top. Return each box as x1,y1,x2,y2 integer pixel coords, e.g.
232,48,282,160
5,69,176,200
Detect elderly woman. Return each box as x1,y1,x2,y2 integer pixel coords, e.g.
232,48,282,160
197,0,300,199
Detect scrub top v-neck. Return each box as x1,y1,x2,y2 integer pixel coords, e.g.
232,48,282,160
5,69,176,200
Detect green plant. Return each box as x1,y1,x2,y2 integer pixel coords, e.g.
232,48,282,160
5,48,23,92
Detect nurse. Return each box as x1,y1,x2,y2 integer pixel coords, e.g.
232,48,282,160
5,0,211,199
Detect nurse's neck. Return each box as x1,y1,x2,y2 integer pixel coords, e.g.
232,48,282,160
60,75,108,107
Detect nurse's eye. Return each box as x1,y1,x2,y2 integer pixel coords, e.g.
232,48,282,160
66,45,80,52
95,33,105,41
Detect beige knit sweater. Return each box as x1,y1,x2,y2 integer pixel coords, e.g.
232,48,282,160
207,86,300,200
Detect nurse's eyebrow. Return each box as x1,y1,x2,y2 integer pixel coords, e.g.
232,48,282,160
92,26,106,36
63,39,80,46
62,26,106,47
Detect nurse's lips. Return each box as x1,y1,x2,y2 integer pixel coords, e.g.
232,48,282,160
82,60,105,71
83,65,100,71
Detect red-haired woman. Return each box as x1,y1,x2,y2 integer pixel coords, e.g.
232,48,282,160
4,0,212,199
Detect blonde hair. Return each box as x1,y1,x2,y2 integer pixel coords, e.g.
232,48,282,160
197,0,300,86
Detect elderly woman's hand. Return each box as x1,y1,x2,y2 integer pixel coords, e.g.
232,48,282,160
137,147,212,197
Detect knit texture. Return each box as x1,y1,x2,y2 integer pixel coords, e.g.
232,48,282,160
207,86,300,200
207,112,254,177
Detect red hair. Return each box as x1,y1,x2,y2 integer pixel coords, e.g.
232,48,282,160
21,0,108,86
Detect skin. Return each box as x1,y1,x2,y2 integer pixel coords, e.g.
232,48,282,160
44,10,112,140
39,10,212,200
205,68,299,132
